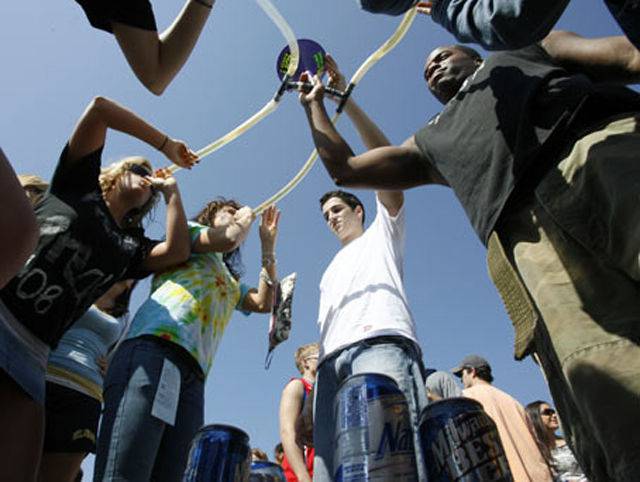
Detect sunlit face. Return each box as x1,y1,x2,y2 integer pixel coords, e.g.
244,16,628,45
118,164,154,210
321,197,364,246
303,351,319,378
461,367,474,389
212,204,238,227
539,403,559,432
424,46,480,104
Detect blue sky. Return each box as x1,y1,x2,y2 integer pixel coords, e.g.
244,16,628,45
0,0,626,478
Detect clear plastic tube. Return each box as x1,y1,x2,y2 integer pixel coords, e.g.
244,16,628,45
167,0,299,174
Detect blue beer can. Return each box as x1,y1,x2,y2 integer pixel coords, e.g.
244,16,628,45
249,461,286,481
419,398,513,481
334,373,418,481
182,424,251,482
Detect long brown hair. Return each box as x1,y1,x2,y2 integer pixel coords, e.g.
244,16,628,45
193,198,244,280
525,400,556,467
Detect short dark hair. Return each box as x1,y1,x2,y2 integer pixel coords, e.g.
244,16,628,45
319,190,365,225
453,44,482,62
473,366,494,383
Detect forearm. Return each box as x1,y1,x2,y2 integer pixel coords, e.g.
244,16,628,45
158,188,190,265
157,1,213,86
92,96,168,150
281,432,311,480
542,31,640,83
304,100,357,184
343,100,390,150
431,0,568,50
250,242,277,313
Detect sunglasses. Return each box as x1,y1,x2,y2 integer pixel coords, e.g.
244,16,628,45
128,164,152,178
541,408,556,416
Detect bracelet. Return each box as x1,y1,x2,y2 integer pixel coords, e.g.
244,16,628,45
192,0,213,8
259,267,275,287
262,253,276,267
157,135,168,151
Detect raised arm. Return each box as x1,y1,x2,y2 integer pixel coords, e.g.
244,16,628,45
142,170,191,272
68,96,197,169
542,31,640,84
192,206,255,254
240,206,280,313
299,75,444,191
279,380,312,482
324,56,403,214
423,0,568,50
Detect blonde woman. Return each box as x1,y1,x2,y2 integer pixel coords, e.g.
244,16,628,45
0,96,196,481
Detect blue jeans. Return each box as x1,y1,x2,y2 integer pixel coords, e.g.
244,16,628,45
94,337,204,482
431,0,640,51
312,336,428,481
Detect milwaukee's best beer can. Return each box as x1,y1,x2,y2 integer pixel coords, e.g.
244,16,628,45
182,424,251,482
419,398,513,481
333,373,418,481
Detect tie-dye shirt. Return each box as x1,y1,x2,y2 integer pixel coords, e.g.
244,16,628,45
126,222,250,376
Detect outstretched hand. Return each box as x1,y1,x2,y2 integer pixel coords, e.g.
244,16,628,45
325,54,348,104
259,205,280,249
162,138,199,169
298,72,325,106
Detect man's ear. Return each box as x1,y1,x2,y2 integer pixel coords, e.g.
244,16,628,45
355,205,364,222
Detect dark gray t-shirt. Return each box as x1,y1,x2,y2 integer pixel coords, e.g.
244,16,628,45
0,144,155,347
414,45,640,244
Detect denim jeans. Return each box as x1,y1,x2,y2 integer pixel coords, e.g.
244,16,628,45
431,0,640,51
94,337,204,482
312,336,428,481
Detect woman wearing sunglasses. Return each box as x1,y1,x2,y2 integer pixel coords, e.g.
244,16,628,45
0,96,196,481
525,401,589,482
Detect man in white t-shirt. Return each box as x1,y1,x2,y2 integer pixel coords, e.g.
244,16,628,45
312,188,427,481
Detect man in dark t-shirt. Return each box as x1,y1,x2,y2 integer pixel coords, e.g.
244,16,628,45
297,31,640,481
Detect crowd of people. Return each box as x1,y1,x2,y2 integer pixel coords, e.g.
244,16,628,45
2,0,639,481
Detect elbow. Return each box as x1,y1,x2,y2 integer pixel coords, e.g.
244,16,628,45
144,80,167,97
88,95,113,115
256,302,272,314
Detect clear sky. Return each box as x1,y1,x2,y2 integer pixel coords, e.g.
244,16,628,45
0,1,627,478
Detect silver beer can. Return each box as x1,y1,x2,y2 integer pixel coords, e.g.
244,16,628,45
334,373,418,481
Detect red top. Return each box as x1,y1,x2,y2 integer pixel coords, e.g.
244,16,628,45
281,378,314,482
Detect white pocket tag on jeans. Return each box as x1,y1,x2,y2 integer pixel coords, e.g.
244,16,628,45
151,358,181,426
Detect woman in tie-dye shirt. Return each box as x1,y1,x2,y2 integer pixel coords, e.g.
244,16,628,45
95,200,280,482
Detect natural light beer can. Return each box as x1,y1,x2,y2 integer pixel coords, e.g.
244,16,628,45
333,373,418,481
249,461,286,481
419,398,513,481
182,424,251,482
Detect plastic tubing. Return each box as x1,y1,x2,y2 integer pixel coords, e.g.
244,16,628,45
252,7,417,215
167,0,300,174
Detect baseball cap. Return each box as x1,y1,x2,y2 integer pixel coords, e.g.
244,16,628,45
451,355,492,377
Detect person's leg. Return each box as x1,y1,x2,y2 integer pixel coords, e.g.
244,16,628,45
94,339,168,481
0,369,44,482
150,371,204,482
349,340,428,480
112,0,212,95
0,148,37,289
312,356,340,482
502,204,640,481
38,453,87,482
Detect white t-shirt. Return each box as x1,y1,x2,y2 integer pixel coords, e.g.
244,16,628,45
317,197,419,361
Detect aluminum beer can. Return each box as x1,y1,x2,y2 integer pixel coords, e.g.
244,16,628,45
182,424,251,482
333,373,418,481
249,461,286,481
419,398,513,481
